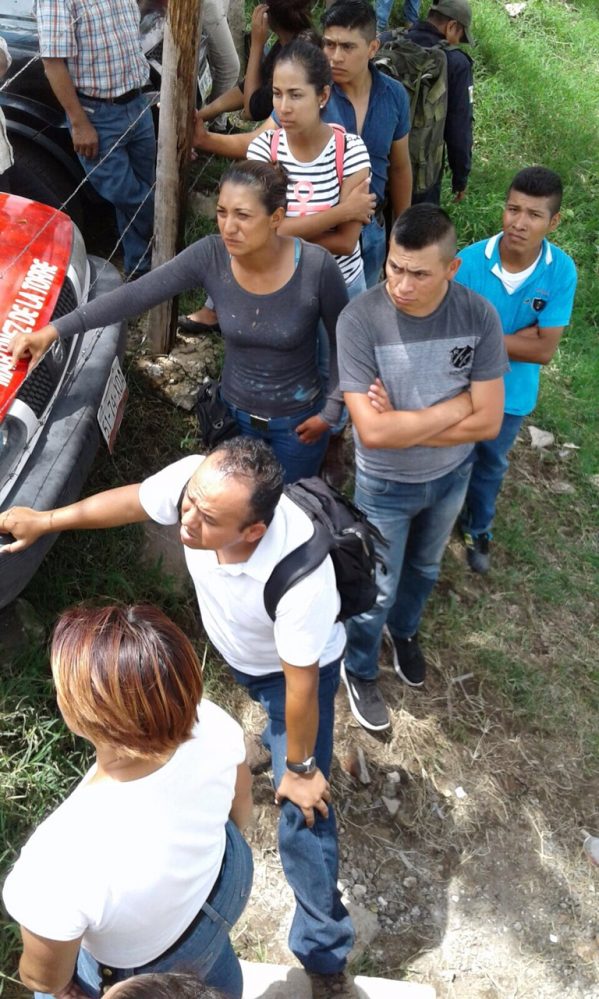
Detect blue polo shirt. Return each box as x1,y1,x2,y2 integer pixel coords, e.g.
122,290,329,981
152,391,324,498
274,64,409,208
455,234,577,416
322,65,409,207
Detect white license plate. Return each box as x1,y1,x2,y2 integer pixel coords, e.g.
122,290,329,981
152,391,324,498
199,64,213,104
98,357,128,453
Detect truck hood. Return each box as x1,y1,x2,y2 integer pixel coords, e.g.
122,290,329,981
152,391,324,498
0,194,72,421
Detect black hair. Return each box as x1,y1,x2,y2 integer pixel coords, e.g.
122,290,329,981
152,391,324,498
322,0,377,42
391,204,457,260
115,972,225,998
219,160,288,216
211,436,285,528
507,166,563,216
275,38,332,94
267,0,314,37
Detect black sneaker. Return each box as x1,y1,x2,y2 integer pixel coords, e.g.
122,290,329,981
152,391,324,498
385,627,426,687
462,530,491,574
340,660,390,732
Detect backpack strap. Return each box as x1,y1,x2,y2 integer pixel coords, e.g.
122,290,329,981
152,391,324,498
263,521,331,621
270,127,282,163
272,123,345,184
330,123,346,186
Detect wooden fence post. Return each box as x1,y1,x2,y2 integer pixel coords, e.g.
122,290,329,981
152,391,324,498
148,0,202,354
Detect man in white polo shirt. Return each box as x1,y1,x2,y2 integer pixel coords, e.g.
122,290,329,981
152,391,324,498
0,436,357,999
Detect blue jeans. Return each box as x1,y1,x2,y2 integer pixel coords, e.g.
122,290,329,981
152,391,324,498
230,659,354,974
361,217,387,289
376,0,420,31
459,413,524,538
345,460,472,679
36,821,253,999
73,93,156,275
226,398,330,483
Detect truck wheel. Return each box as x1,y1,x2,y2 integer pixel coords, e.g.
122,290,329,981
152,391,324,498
10,136,85,229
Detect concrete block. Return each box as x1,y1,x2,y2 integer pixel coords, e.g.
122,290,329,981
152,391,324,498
240,961,436,998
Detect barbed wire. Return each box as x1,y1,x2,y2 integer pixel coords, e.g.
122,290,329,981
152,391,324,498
0,145,223,496
0,91,160,283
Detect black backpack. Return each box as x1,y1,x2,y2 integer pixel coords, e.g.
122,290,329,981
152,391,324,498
263,477,388,622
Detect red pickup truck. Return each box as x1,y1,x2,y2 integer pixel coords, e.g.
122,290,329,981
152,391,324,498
0,193,126,608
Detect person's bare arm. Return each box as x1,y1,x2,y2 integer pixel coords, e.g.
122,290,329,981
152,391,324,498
388,136,412,218
504,325,564,364
229,762,253,830
18,928,81,995
193,114,275,158
278,168,374,256
0,484,147,554
243,4,270,119
42,58,98,158
275,661,330,829
345,388,473,450
0,48,9,78
197,85,244,122
10,323,59,373
421,378,505,446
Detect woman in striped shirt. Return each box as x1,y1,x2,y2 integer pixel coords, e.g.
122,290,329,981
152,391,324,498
247,38,373,298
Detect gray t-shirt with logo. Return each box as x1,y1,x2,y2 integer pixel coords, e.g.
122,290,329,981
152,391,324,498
338,280,509,482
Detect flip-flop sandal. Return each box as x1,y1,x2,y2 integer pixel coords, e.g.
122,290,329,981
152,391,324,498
177,315,221,334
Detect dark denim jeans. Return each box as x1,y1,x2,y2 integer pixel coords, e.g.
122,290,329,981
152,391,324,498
230,658,354,974
345,460,472,679
459,412,524,538
376,0,420,30
36,822,253,999
361,216,387,289
72,93,156,275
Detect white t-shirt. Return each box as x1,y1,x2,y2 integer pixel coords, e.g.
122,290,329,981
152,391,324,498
491,247,542,294
247,128,370,287
3,700,244,967
138,455,346,676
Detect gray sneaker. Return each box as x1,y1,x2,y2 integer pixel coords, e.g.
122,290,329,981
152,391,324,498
308,970,360,998
341,660,390,732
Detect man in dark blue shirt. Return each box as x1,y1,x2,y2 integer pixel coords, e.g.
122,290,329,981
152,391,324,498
321,0,412,286
406,0,474,204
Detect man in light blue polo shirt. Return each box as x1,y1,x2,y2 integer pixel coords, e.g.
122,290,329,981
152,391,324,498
454,166,577,573
321,0,412,287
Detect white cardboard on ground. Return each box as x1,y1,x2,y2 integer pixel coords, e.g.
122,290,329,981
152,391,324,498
240,962,436,998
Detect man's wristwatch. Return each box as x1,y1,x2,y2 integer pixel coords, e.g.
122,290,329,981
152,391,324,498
286,755,317,775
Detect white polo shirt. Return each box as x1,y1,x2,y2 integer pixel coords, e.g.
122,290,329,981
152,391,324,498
139,456,346,676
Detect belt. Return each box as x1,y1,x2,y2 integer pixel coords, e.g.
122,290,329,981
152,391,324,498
77,87,144,105
227,398,323,432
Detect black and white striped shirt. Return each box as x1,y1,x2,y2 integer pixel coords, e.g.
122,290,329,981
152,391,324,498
247,128,371,286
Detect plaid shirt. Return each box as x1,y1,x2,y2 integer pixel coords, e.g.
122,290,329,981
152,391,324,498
0,36,13,173
36,0,150,98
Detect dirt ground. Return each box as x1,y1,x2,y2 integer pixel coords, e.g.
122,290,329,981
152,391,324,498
229,647,599,999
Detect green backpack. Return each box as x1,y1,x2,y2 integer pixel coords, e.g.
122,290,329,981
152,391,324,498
374,30,450,195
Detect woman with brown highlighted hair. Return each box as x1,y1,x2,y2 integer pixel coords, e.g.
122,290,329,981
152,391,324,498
3,605,253,999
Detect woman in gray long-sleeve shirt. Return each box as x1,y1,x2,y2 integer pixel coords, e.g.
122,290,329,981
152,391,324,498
11,161,349,482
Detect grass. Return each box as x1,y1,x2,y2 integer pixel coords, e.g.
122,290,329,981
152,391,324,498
2,0,599,993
